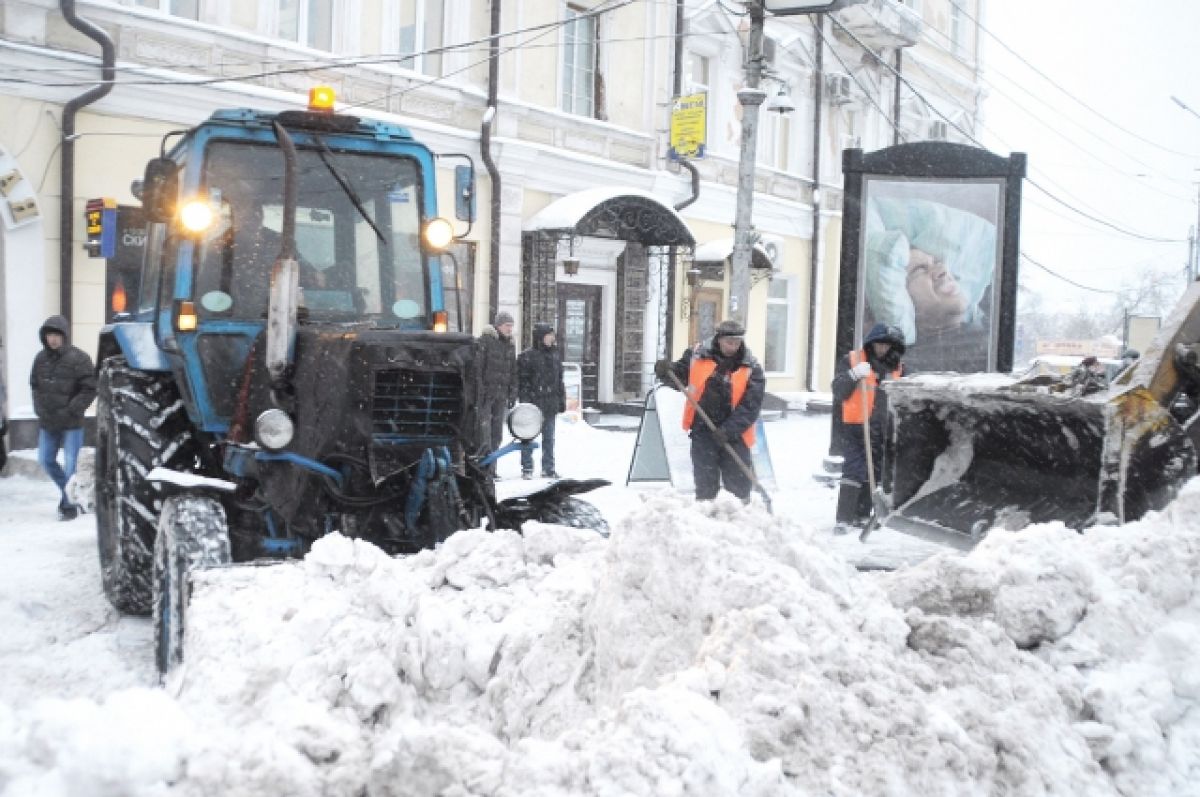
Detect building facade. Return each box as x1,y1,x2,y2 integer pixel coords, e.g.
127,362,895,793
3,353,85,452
0,0,984,431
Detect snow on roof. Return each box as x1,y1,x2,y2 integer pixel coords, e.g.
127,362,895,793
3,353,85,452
524,186,692,238
693,237,775,270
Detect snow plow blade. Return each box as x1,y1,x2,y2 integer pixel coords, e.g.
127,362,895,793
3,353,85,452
880,378,1195,549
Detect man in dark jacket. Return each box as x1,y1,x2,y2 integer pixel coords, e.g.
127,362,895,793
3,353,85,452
474,311,518,476
30,315,96,519
655,320,766,501
518,322,566,479
830,323,905,534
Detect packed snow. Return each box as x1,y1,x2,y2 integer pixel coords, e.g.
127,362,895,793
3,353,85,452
1,413,1198,796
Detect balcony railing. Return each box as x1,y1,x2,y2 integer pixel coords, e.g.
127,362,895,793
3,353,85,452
833,0,924,49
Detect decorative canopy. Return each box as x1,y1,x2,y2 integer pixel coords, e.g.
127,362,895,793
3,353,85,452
693,237,775,271
524,187,695,247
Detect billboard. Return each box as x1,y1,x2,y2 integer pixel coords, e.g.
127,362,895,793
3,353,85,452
836,143,1026,375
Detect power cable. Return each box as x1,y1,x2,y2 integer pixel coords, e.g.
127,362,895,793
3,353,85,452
1019,252,1121,295
948,0,1200,160
827,14,1187,245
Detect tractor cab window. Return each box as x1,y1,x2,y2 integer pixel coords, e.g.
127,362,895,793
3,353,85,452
193,140,428,327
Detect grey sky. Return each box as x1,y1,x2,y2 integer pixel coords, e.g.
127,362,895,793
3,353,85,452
980,0,1200,312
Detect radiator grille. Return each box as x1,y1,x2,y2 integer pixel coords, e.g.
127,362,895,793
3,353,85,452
372,369,463,441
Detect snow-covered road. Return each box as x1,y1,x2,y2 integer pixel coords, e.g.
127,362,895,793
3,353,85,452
1,413,1197,796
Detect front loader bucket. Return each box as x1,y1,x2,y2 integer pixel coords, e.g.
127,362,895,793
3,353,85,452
880,377,1195,549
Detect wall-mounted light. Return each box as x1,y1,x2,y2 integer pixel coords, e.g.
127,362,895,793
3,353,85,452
563,257,581,277
686,267,702,288
766,84,795,115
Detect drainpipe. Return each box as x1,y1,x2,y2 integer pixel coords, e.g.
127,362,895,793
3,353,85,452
804,14,824,391
482,0,502,324
60,0,115,322
665,0,700,356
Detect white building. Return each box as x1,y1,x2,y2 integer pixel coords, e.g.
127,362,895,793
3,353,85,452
0,0,985,440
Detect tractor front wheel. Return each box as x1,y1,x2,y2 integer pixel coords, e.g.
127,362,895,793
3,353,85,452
95,359,198,615
154,495,231,675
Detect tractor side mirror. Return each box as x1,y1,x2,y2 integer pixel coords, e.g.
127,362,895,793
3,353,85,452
141,158,179,224
454,164,475,224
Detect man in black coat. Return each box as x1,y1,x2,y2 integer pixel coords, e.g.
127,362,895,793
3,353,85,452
474,311,517,476
830,323,905,534
30,315,96,519
655,320,766,501
518,322,566,479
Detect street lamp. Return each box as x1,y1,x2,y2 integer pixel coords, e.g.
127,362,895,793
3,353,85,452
1170,96,1200,282
728,0,840,325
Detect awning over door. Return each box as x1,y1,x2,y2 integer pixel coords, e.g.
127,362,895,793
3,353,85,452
693,237,775,271
524,187,695,247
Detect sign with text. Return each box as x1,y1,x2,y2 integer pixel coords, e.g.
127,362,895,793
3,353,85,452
669,92,707,161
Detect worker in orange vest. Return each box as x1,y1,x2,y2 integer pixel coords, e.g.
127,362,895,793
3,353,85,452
830,323,906,534
655,320,766,500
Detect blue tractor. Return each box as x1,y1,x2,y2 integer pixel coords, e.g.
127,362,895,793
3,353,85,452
93,90,605,672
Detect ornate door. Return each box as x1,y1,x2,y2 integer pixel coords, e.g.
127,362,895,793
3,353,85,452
557,283,603,406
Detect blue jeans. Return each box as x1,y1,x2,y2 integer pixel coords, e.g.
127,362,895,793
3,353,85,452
38,427,84,505
521,413,556,475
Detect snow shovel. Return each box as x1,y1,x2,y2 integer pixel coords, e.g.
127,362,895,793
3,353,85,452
664,369,773,512
857,380,888,543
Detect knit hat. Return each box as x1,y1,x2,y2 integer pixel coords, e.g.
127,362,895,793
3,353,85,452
714,320,745,339
494,311,514,327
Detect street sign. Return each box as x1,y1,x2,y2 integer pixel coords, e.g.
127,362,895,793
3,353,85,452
669,92,707,161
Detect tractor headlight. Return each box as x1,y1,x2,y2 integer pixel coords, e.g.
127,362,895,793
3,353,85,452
254,409,295,451
179,198,216,235
422,217,455,251
506,403,544,442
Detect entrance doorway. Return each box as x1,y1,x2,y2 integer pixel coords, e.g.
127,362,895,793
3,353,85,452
557,283,602,405
689,287,723,349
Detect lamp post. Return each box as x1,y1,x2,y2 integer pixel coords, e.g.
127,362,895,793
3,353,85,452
1171,96,1200,282
728,0,840,325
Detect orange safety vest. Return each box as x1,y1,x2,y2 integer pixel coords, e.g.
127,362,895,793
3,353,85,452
683,357,756,446
841,350,902,424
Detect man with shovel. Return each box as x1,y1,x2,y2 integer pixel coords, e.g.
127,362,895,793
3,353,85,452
831,323,906,535
654,320,766,502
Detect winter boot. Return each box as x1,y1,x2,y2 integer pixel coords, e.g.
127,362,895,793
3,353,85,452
833,480,861,535
521,470,533,480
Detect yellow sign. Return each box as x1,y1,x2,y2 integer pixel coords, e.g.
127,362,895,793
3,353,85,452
669,92,707,160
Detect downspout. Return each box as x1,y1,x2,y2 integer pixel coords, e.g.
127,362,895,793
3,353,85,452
483,0,502,323
60,0,116,321
805,14,824,391
666,0,699,356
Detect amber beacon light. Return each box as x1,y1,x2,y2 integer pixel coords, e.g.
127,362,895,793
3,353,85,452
308,86,336,113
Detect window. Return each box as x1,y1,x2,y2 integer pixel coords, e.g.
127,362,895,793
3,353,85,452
764,276,796,375
949,2,965,56
132,0,199,19
278,0,333,50
758,96,793,170
562,5,598,117
686,52,710,94
395,0,445,76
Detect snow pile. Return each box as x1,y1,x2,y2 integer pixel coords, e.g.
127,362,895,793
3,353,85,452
2,487,1199,796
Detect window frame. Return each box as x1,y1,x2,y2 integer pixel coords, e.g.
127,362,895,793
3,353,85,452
128,0,201,19
273,0,335,51
384,0,447,76
763,274,798,377
561,3,599,118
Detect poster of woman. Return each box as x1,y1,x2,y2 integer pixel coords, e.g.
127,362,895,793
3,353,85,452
858,177,1004,373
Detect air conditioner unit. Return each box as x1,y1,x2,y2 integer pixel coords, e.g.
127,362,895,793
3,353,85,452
825,73,853,105
759,234,784,270
928,119,949,140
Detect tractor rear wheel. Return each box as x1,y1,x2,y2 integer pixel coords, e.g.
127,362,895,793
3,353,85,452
154,495,231,674
95,359,199,615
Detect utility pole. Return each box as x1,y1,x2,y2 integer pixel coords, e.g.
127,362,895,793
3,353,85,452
728,1,767,326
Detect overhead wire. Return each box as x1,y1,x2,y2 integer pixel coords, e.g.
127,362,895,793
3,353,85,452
948,0,1200,161
827,13,1186,245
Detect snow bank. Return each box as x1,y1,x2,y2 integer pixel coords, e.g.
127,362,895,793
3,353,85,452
1,486,1198,796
